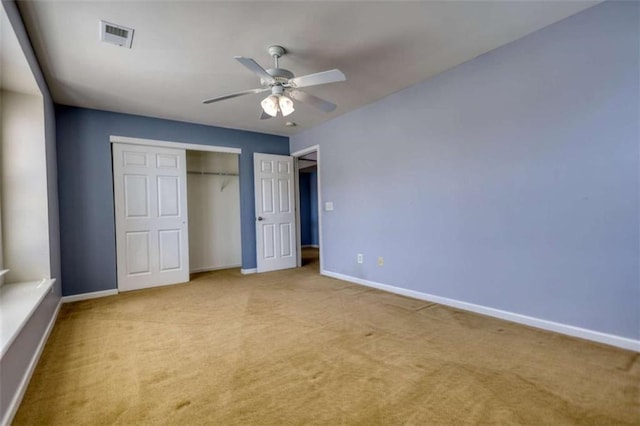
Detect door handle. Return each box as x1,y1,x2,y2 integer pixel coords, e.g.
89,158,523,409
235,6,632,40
257,216,264,221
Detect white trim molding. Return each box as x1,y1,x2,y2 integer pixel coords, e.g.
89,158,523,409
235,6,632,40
62,289,118,303
240,268,257,275
290,145,320,158
2,299,62,426
109,135,242,154
321,270,640,352
190,264,241,274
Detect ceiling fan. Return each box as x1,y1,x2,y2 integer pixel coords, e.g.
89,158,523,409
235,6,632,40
202,45,346,120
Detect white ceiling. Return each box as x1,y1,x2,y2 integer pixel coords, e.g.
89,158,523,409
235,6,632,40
17,1,599,136
1,5,40,95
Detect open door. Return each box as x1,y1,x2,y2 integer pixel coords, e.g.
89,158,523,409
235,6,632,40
113,143,190,291
254,153,297,272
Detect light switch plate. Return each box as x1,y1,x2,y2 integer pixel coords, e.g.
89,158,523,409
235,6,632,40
325,202,334,211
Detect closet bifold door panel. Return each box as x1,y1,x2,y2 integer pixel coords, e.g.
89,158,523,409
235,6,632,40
112,143,190,292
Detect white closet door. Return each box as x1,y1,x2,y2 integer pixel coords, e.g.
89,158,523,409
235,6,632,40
254,153,296,272
113,143,189,292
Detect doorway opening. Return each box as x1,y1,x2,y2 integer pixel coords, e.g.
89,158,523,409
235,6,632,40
293,145,322,273
186,150,241,274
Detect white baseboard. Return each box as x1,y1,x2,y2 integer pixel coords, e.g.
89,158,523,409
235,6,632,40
190,264,241,274
61,289,118,303
301,245,320,249
240,268,257,275
2,299,62,426
321,270,640,352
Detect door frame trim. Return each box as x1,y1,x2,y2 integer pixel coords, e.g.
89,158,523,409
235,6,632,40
291,145,323,273
110,135,242,155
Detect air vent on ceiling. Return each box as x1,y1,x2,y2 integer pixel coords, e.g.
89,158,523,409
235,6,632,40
100,20,134,48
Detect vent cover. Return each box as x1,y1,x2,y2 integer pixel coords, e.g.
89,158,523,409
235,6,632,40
100,21,134,48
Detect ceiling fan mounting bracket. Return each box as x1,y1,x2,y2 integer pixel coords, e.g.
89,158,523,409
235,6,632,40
268,45,286,59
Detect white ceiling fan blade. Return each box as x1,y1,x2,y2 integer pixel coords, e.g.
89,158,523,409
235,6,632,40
288,69,345,89
288,89,337,113
260,110,273,120
235,56,275,84
202,87,269,104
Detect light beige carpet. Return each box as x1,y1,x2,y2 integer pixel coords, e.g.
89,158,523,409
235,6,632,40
14,249,640,425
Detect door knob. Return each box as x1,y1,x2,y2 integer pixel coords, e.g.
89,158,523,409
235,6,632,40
257,216,264,221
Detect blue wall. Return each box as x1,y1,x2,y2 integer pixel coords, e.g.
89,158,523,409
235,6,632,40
299,173,312,246
56,106,288,296
299,171,319,246
291,1,639,340
309,172,319,246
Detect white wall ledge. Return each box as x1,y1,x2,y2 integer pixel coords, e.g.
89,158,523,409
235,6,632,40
0,278,55,358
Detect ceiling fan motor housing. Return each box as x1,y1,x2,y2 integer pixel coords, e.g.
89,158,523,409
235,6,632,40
262,68,294,86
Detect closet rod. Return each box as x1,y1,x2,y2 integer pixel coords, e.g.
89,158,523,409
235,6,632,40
187,171,239,177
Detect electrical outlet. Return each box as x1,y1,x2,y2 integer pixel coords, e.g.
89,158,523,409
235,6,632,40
357,253,363,264
377,256,384,266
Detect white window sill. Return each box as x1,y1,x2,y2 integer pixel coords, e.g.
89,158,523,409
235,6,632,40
0,278,56,358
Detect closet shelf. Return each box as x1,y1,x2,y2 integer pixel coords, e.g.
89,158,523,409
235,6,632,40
187,170,238,192
187,171,239,177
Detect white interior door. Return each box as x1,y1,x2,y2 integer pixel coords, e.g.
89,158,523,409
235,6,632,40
254,153,297,272
113,143,189,291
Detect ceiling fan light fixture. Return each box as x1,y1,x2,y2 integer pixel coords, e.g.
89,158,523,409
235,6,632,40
279,96,295,117
203,45,346,121
261,95,279,117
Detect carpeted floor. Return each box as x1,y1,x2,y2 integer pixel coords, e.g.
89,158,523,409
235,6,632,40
14,249,639,425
